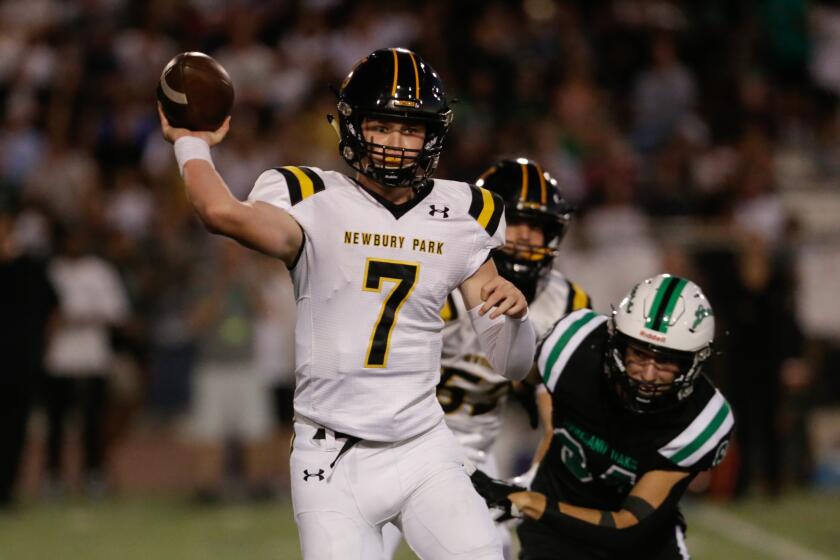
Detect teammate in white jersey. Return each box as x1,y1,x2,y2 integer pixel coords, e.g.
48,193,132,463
383,159,591,559
158,48,536,559
438,159,591,471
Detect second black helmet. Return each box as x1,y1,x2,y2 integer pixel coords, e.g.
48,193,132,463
476,159,573,301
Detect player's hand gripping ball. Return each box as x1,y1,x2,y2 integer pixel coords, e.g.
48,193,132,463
157,52,234,132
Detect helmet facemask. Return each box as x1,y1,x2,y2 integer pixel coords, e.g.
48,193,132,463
493,207,570,302
606,330,710,414
341,108,448,189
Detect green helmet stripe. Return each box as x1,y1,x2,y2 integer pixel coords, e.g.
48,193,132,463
645,277,675,330
647,277,688,333
659,277,688,332
670,400,731,464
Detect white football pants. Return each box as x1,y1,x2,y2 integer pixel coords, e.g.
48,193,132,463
381,451,513,560
291,417,502,559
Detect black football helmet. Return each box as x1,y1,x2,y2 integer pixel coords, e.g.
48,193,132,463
476,159,573,301
332,48,453,189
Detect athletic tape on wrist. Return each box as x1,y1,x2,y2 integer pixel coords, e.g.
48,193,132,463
173,136,214,176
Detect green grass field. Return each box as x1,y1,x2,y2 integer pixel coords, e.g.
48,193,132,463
1,493,837,559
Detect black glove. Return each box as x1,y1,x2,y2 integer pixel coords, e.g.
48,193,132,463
470,469,526,521
511,381,540,429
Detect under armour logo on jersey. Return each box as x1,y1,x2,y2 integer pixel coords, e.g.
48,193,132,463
303,469,325,481
429,205,450,218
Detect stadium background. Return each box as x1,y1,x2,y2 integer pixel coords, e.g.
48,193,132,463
1,0,839,558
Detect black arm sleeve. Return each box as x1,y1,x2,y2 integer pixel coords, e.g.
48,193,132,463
536,475,694,552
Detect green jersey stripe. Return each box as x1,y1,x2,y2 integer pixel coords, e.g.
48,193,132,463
542,311,596,383
537,309,590,373
670,400,731,464
659,390,734,467
540,311,606,391
660,391,725,457
676,405,733,467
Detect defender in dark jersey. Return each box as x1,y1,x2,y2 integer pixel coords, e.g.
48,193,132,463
471,274,733,559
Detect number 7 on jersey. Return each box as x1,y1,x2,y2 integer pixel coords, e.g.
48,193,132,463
362,258,419,368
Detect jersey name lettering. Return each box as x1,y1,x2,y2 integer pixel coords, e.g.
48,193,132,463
343,230,444,255
562,420,639,471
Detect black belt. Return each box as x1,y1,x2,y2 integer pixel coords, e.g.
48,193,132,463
313,428,361,469
314,428,352,440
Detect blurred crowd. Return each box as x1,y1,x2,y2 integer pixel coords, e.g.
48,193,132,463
2,0,840,506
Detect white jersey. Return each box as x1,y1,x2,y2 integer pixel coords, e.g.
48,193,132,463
437,268,591,461
248,166,505,441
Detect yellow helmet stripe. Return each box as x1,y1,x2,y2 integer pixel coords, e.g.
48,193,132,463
519,162,529,203
534,160,547,204
391,48,400,97
477,166,496,184
407,51,420,101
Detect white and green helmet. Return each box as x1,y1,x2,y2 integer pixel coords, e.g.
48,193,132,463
607,274,715,413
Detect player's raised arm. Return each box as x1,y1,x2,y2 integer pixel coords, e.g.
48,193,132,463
158,107,303,266
459,259,536,381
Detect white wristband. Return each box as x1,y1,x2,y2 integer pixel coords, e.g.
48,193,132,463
173,136,214,176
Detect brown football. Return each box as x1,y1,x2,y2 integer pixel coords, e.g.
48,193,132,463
157,52,234,132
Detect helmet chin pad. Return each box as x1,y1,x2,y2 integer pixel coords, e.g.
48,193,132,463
358,140,424,188
492,246,555,303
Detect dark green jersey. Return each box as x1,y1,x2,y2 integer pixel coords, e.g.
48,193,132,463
520,309,733,559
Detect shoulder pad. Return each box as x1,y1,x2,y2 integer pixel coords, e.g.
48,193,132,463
467,185,504,236
658,389,734,469
538,309,607,391
273,166,326,206
564,279,593,314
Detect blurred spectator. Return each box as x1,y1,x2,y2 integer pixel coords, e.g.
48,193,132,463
145,208,204,420
43,224,130,497
0,207,57,507
189,240,273,503
214,107,276,200
0,94,45,195
731,128,787,243
253,256,296,497
103,167,154,241
22,130,101,226
729,233,808,498
631,32,697,154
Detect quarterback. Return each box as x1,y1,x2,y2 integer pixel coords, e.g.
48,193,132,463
471,275,734,559
159,47,536,559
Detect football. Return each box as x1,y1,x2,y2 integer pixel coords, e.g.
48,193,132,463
157,52,234,132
